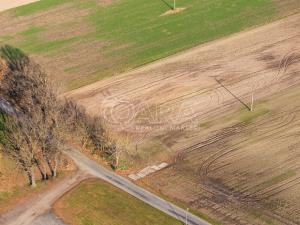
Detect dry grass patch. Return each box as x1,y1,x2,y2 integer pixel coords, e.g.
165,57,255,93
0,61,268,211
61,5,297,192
0,153,76,214
161,7,186,16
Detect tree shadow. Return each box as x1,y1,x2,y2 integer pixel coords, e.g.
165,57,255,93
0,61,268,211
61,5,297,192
160,0,174,10
0,45,29,71
215,78,251,111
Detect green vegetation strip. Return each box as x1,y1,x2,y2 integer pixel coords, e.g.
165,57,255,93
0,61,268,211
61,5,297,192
1,0,279,90
77,0,276,89
239,108,270,124
55,179,183,225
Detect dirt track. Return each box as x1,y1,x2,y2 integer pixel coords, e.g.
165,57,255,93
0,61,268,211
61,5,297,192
0,172,86,225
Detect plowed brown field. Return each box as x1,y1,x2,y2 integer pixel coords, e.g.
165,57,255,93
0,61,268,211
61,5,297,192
66,14,300,224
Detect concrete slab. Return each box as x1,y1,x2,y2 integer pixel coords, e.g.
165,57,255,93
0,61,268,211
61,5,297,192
129,162,169,180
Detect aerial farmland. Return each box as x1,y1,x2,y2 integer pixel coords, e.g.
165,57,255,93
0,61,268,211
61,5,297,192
0,0,300,225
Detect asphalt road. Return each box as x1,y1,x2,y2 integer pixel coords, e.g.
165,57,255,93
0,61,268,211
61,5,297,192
65,148,211,225
0,99,210,225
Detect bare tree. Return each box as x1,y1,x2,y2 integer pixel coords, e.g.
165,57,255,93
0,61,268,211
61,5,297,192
60,99,118,168
0,45,62,179
59,99,90,147
0,114,37,187
1,45,120,183
112,132,132,169
32,72,62,178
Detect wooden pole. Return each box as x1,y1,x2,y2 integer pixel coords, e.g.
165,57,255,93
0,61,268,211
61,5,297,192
185,208,189,225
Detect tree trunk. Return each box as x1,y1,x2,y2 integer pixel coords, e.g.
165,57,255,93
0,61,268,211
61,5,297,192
35,159,48,180
46,158,54,177
27,167,36,187
52,155,59,178
53,160,57,177
115,151,119,170
47,155,59,178
81,137,88,149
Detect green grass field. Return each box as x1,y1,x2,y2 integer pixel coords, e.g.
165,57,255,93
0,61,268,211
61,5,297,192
14,0,69,16
1,0,298,90
54,179,183,225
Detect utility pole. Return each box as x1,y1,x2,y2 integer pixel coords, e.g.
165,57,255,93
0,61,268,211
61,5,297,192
185,208,189,225
173,0,176,10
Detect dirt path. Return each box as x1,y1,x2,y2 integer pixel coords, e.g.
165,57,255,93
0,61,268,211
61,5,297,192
0,171,87,225
31,212,66,225
0,0,39,12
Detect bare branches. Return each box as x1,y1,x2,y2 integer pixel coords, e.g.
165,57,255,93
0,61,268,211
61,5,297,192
0,58,8,82
0,45,62,185
0,45,120,188
0,114,38,187
60,99,118,167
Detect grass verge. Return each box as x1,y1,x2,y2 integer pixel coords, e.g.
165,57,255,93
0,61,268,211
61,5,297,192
54,179,184,225
138,180,223,225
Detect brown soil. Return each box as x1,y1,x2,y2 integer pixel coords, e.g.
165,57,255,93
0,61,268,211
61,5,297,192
66,14,300,224
0,154,27,193
141,86,300,224
66,13,300,151
274,0,300,16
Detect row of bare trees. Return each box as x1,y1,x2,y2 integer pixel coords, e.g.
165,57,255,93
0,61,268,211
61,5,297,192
0,45,62,186
0,45,117,187
59,99,118,167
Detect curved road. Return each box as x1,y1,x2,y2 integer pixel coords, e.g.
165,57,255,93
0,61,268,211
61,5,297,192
1,97,210,225
65,147,211,225
0,146,211,225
